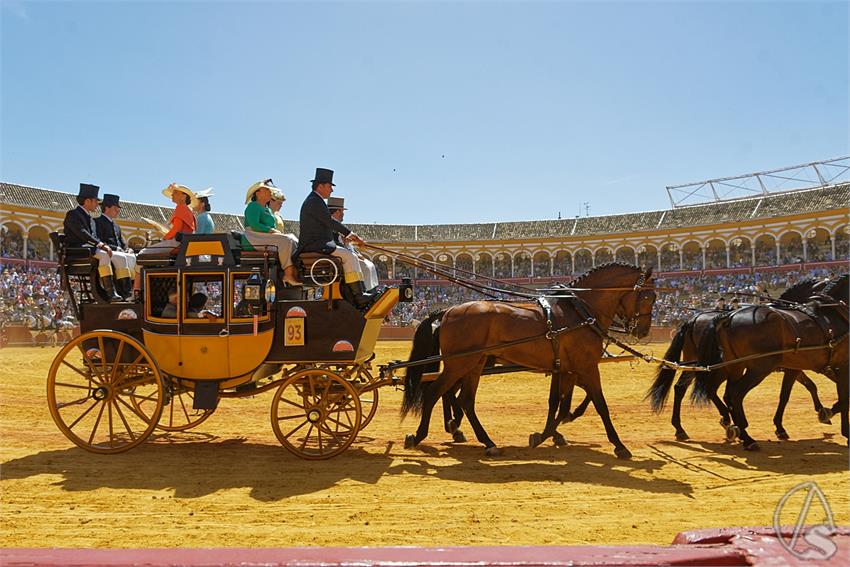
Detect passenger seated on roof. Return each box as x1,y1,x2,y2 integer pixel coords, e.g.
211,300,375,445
242,179,300,287
187,292,217,320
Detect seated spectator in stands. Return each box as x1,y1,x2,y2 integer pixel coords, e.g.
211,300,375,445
194,188,216,235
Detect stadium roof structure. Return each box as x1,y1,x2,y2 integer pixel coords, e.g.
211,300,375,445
2,160,849,243
666,156,850,208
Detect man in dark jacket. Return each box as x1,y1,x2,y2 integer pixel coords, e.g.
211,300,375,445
297,168,371,307
63,183,123,302
95,193,136,299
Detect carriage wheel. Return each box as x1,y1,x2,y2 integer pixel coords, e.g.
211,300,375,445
270,368,362,460
47,330,164,454
323,365,379,431
131,378,214,432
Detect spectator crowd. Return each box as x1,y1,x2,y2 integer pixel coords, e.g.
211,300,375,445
0,266,76,330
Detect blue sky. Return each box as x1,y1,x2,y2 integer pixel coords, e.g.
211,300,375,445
2,1,847,224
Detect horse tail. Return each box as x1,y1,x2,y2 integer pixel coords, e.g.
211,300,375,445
646,320,690,413
401,309,445,418
691,314,726,406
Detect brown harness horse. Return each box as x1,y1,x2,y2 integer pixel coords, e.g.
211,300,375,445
694,276,849,450
401,263,656,459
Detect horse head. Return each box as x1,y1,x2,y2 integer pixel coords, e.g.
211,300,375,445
567,263,656,338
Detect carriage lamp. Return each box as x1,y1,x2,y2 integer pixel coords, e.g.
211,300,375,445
399,277,414,302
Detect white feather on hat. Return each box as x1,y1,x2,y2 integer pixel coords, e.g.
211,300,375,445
196,187,215,198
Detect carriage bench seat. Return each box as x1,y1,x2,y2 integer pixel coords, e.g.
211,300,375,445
297,252,344,286
49,232,97,276
136,247,178,268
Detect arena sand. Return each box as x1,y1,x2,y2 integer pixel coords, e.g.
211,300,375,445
1,342,847,548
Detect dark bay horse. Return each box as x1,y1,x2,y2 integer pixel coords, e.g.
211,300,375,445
647,277,840,442
401,263,656,459
693,274,848,449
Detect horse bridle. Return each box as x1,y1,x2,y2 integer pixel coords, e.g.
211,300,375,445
619,270,655,337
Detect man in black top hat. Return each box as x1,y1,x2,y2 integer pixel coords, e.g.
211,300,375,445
328,196,379,291
95,193,137,300
297,168,372,308
62,183,123,302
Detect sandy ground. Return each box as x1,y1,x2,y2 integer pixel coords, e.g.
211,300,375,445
1,342,847,548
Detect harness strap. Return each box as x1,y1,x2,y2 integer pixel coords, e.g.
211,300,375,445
537,297,561,372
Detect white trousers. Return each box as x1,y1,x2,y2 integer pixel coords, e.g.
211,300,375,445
244,230,298,269
94,248,135,279
359,257,379,290
330,247,365,284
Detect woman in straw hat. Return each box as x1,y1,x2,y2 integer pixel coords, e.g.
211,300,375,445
268,187,288,233
194,188,215,235
242,178,300,286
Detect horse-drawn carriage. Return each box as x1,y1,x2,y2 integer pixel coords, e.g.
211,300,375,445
46,231,411,459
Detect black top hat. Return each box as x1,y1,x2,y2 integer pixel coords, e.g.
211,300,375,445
101,194,121,208
327,196,347,210
77,183,100,201
310,168,336,186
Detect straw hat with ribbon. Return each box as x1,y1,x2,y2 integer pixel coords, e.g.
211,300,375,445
269,187,286,202
245,178,278,204
162,183,199,209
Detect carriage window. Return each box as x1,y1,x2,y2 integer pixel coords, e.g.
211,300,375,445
231,274,268,320
183,274,224,322
147,274,179,320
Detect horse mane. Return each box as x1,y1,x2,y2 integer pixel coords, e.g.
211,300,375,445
568,262,642,289
778,277,821,302
823,274,850,301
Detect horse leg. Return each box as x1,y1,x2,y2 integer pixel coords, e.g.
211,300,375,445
531,373,574,448
442,385,467,442
583,367,631,459
551,377,576,447
726,370,769,450
405,363,471,449
793,371,831,424
836,366,849,443
773,371,796,440
457,371,501,456
671,373,694,441
567,392,591,422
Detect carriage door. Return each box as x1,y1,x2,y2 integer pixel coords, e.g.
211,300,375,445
178,273,230,379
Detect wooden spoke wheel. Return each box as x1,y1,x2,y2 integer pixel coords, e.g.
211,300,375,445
270,368,361,460
47,331,164,454
324,365,380,431
132,378,214,432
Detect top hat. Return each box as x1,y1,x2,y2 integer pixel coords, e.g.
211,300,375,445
327,196,347,210
162,183,199,209
245,178,278,204
101,194,121,208
77,183,100,201
311,168,336,186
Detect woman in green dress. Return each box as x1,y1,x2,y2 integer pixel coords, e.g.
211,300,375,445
242,179,299,286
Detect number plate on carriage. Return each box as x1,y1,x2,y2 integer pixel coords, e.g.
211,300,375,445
285,318,305,346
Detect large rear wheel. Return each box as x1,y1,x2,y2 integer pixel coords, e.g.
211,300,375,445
47,331,163,454
270,368,361,460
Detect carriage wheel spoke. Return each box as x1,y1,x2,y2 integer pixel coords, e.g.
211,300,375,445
97,336,108,375
277,414,305,421
56,394,91,409
325,414,354,433
60,360,93,382
67,399,101,429
110,340,126,383
116,395,148,421
299,424,314,451
284,419,309,440
113,400,136,441
88,400,107,445
317,427,324,452
177,391,191,423
76,345,104,384
279,397,304,410
108,401,115,447
54,381,93,391
118,375,156,391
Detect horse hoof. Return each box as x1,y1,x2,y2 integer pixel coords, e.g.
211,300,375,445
675,431,690,441
404,434,417,449
776,430,790,441
553,433,568,447
725,425,740,442
447,420,458,434
484,446,503,457
615,447,632,460
452,430,467,443
529,432,543,448
818,408,834,425
720,417,732,428
743,440,760,451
